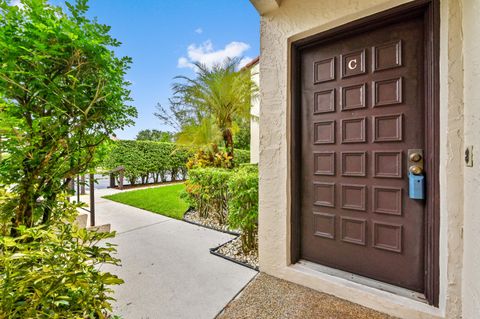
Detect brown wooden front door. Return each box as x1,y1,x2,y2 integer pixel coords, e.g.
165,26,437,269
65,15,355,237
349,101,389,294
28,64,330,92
296,12,431,293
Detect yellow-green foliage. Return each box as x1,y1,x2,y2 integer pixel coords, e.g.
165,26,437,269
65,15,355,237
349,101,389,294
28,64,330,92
0,1,131,316
186,149,233,170
227,165,258,252
0,202,123,318
185,165,258,252
185,168,232,224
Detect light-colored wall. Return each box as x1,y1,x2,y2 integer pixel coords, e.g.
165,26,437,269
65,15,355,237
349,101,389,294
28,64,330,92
250,63,260,164
462,0,480,317
439,0,464,316
255,0,472,318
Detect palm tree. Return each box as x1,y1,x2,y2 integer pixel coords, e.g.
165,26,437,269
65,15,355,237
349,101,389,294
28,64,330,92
172,58,257,158
176,116,222,154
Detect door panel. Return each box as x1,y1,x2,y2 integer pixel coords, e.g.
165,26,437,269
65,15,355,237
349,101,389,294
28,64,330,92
299,16,426,292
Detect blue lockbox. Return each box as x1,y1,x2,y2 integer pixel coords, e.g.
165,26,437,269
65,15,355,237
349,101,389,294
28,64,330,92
408,172,425,200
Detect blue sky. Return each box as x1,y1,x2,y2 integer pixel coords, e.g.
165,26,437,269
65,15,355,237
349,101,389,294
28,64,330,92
48,0,260,139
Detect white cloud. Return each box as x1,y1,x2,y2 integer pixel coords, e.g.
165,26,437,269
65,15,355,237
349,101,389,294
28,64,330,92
10,0,24,8
177,40,251,70
194,28,203,34
177,57,194,69
239,57,254,69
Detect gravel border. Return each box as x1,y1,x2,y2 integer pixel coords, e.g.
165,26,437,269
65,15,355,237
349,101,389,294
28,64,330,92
183,209,240,236
210,237,259,271
183,209,259,271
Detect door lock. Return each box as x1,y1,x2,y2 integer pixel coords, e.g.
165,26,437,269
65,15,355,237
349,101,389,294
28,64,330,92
408,149,425,200
409,165,423,175
407,149,424,173
409,152,422,162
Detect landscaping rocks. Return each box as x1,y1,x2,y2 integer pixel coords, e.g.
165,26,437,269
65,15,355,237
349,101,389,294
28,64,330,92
184,210,237,234
215,237,259,270
184,210,259,270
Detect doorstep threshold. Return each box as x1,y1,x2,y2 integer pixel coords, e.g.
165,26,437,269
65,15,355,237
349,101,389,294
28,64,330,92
294,259,427,304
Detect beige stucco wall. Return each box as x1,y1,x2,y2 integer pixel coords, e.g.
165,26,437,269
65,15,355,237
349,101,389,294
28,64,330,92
461,0,480,318
250,63,260,164
255,0,474,318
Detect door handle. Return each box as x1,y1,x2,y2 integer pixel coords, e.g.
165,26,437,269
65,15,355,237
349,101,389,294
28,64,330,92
409,165,423,175
408,149,425,199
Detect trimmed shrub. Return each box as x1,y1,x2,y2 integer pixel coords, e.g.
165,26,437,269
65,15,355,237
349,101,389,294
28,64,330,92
227,166,258,252
237,163,258,173
233,149,250,166
103,140,191,185
103,140,249,186
184,168,232,224
184,165,259,252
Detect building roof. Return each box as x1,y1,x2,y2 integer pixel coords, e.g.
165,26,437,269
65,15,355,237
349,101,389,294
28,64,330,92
242,56,260,70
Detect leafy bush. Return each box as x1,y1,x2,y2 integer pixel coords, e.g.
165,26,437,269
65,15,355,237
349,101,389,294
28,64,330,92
0,200,123,318
185,148,249,170
0,1,131,316
237,163,258,173
228,166,258,252
184,168,232,224
186,149,233,170
0,0,136,228
233,119,251,150
233,149,250,166
103,140,191,185
184,165,259,252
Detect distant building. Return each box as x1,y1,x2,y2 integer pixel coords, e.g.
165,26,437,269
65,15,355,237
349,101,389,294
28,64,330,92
244,57,260,164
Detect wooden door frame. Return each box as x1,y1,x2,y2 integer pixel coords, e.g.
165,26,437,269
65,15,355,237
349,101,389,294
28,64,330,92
290,0,440,306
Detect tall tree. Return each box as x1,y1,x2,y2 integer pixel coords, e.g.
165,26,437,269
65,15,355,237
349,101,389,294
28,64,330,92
0,0,137,229
136,129,173,142
158,58,257,157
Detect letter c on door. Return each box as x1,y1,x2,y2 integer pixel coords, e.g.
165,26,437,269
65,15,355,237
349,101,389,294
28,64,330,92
348,59,357,70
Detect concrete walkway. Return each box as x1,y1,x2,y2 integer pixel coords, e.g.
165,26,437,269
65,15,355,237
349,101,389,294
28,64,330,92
83,187,257,319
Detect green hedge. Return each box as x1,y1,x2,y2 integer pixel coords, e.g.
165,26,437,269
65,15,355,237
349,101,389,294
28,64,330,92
103,140,191,185
185,164,258,252
103,140,250,186
233,149,250,166
228,165,258,252
185,168,232,224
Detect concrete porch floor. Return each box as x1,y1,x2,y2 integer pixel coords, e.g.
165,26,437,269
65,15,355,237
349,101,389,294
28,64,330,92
217,273,395,319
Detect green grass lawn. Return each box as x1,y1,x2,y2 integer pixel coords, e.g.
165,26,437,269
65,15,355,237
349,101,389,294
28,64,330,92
103,183,189,220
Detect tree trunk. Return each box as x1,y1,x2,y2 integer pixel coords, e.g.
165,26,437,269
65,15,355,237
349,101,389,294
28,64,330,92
80,175,86,195
16,176,36,229
223,128,234,159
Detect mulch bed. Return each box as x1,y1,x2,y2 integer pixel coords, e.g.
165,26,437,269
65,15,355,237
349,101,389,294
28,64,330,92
183,209,258,270
216,273,396,319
